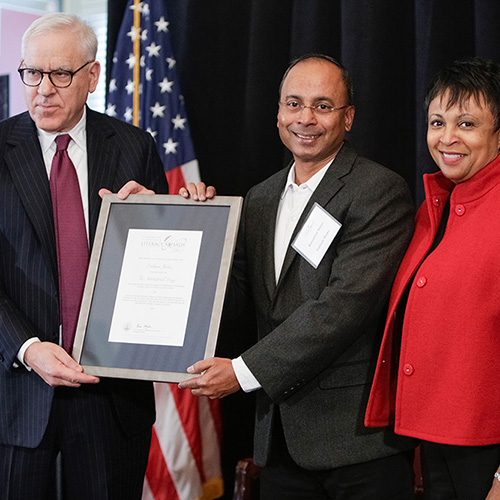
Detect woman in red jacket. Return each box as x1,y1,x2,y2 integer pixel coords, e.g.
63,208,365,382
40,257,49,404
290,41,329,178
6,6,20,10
365,58,500,500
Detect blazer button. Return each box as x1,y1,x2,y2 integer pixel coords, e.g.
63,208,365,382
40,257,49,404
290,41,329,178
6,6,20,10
416,276,427,288
403,363,414,376
432,197,440,206
455,204,466,216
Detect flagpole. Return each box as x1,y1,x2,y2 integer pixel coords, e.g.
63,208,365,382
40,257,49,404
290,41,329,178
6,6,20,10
106,6,216,493
132,0,140,127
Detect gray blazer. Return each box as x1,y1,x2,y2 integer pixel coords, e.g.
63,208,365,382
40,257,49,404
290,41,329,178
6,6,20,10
230,142,415,470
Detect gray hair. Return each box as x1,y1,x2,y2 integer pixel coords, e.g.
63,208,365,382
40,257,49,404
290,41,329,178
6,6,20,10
21,13,97,61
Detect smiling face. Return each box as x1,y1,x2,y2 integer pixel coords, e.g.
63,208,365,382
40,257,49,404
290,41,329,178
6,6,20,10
21,29,100,133
277,58,354,180
427,91,500,183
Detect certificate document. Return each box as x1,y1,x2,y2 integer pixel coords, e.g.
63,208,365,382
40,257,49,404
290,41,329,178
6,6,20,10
108,228,203,346
74,195,242,382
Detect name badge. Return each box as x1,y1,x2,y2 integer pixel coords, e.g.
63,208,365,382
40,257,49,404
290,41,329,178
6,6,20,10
291,202,342,269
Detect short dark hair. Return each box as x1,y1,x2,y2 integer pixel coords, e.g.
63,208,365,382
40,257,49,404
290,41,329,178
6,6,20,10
424,57,500,130
279,53,354,106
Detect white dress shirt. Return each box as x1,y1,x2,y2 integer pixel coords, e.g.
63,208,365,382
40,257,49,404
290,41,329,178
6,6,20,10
38,109,89,237
18,110,89,366
233,160,333,392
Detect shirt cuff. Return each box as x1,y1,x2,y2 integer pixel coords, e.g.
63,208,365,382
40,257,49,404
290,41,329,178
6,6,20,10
232,356,262,392
17,337,41,370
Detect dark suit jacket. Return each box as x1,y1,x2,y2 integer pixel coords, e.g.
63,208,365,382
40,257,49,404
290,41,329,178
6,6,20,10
0,108,168,448
229,142,416,470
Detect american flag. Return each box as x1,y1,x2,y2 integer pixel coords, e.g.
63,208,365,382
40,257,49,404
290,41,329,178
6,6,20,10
106,0,200,190
106,1,223,499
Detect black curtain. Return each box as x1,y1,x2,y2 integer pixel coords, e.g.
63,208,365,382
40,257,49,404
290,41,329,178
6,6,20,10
108,0,500,204
106,1,500,497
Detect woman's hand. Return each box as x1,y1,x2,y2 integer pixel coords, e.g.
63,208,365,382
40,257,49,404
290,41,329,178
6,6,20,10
485,471,500,500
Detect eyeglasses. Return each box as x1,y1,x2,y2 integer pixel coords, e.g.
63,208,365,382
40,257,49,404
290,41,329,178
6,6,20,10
279,100,350,115
18,61,94,88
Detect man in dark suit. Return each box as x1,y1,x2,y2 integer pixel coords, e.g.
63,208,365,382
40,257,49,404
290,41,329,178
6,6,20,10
179,54,416,499
0,13,168,499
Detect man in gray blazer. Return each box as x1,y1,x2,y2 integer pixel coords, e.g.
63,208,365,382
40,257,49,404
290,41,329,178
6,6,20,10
0,13,168,500
180,54,416,499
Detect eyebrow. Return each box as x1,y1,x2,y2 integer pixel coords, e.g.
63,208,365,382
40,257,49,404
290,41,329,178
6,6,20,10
429,112,478,119
21,63,72,72
284,94,335,103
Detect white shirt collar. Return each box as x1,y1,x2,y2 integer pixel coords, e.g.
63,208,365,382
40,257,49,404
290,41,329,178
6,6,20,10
37,107,87,154
281,157,334,200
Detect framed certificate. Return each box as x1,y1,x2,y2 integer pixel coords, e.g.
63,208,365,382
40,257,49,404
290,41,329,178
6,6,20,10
73,194,242,382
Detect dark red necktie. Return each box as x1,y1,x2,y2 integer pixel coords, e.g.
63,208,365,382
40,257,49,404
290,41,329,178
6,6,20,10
50,134,89,354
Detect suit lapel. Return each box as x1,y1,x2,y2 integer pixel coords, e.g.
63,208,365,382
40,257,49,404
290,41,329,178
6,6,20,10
276,143,357,290
260,175,284,299
5,113,58,283
86,109,119,246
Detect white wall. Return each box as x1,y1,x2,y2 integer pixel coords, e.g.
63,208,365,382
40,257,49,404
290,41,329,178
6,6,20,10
0,0,107,117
